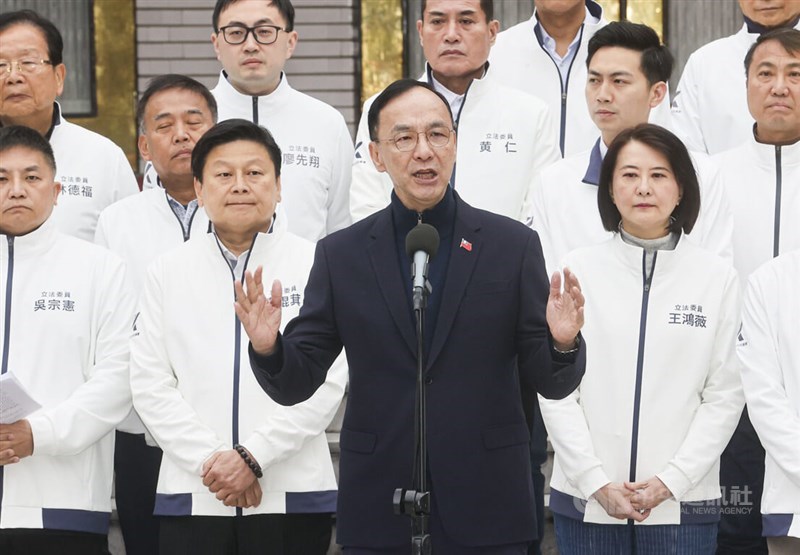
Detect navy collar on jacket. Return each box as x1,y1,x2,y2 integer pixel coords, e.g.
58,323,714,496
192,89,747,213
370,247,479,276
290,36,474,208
0,102,61,139
582,138,603,186
744,14,800,34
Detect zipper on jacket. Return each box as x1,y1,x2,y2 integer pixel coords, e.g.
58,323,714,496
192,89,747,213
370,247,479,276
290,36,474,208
214,233,257,517
426,65,472,189
1,236,14,376
449,79,472,190
252,96,259,125
165,193,198,242
537,24,585,156
628,250,657,492
773,146,782,258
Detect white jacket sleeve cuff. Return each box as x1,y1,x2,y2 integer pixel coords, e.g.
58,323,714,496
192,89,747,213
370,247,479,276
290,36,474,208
27,413,56,456
657,464,693,501
577,466,612,500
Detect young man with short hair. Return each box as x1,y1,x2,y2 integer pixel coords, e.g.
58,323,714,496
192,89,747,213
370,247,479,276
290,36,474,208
208,0,352,243
531,21,733,276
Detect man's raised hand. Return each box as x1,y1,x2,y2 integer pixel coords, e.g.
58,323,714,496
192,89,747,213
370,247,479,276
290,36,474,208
234,266,283,356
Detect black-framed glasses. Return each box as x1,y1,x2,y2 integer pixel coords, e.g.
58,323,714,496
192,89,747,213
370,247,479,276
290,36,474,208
376,127,454,152
219,24,286,45
0,58,53,75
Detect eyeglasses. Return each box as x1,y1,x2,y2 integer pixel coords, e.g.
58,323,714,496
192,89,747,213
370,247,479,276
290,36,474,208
376,128,454,152
218,24,286,45
0,58,53,75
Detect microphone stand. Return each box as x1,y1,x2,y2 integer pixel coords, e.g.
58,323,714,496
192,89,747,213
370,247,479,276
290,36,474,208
393,277,433,554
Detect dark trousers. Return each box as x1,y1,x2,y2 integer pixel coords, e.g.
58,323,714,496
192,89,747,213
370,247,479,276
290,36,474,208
554,513,717,554
716,408,767,555
0,529,109,555
528,398,548,555
114,430,162,555
159,513,332,555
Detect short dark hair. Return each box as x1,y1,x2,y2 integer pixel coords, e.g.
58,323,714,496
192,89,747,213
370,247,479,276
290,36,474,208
598,123,700,235
137,74,218,133
744,28,800,76
0,9,64,66
587,21,673,85
212,0,295,32
420,0,493,21
368,79,454,141
192,119,282,182
0,125,57,173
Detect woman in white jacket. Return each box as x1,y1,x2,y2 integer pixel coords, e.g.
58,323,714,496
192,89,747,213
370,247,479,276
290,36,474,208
540,124,744,553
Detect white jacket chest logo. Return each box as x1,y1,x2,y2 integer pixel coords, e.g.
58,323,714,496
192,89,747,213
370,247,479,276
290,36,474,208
479,132,517,154
283,145,320,169
33,290,76,312
667,303,708,328
59,174,92,198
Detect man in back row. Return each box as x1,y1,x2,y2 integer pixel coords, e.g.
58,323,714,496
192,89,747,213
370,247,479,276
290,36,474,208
350,0,560,224
95,74,218,555
209,0,352,242
0,10,138,242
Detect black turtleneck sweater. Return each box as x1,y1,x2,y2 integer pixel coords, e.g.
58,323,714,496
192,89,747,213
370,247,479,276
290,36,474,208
390,188,455,359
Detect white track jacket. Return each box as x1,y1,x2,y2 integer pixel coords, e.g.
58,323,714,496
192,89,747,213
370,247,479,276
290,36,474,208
714,136,800,279
0,218,133,534
95,187,210,435
738,251,800,538
540,235,743,526
129,211,347,517
48,103,139,241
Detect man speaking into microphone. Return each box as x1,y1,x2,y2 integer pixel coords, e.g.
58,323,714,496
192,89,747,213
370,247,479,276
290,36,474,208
237,79,586,554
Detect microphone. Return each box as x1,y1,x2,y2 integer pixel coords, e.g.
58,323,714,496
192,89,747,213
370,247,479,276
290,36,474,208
405,224,440,309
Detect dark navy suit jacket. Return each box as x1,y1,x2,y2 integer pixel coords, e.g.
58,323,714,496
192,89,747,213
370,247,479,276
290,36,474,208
251,194,585,548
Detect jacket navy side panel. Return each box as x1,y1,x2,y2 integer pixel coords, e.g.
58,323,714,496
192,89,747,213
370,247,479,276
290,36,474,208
41,508,110,535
